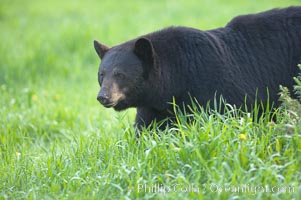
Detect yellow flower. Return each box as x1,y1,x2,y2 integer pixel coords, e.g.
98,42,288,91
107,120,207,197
32,94,38,102
54,94,61,101
15,151,21,158
239,134,247,140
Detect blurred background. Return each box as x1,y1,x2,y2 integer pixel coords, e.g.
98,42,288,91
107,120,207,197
1,0,300,135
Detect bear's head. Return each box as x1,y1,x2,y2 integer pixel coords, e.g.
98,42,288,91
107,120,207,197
94,38,154,111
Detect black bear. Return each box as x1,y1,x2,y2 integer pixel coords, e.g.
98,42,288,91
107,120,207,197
94,7,301,130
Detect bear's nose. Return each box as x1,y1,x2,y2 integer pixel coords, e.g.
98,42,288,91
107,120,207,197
97,93,109,105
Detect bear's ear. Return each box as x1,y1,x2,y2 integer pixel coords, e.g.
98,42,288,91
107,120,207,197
94,40,109,59
134,37,154,64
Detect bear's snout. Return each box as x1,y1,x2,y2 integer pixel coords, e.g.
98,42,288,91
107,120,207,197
97,91,110,106
97,81,126,109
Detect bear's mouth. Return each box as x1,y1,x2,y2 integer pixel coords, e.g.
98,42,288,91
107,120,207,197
112,100,129,111
101,100,128,111
102,102,118,108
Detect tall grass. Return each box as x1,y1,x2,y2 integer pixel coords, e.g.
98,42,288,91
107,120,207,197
1,0,301,199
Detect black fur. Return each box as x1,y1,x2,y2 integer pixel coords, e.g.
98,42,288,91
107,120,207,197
94,7,301,130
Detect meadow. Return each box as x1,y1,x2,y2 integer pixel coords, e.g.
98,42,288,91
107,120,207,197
1,0,301,199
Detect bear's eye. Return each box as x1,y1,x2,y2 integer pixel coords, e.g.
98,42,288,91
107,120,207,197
113,71,126,79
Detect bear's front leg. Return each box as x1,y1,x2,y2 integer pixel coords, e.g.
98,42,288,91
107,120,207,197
135,107,171,131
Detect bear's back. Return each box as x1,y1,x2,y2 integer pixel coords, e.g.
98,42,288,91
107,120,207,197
226,6,301,32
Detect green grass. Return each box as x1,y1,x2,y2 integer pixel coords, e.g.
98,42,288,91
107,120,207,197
1,0,301,199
